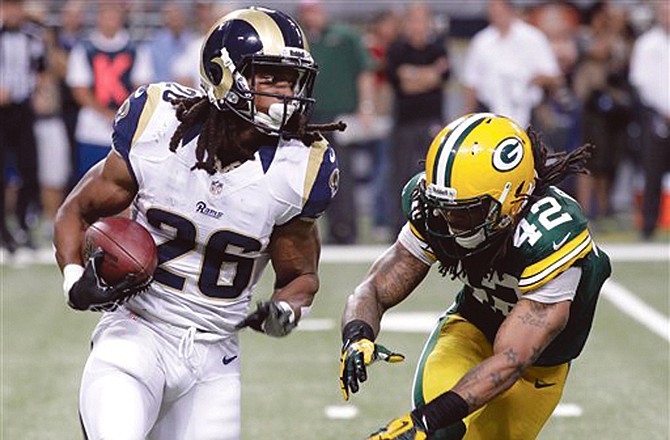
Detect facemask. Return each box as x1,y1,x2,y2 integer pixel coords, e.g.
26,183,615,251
454,228,487,249
254,102,297,131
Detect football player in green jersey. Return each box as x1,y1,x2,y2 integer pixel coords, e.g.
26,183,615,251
339,113,611,440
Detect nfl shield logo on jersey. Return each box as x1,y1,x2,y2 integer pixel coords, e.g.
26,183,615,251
210,180,224,196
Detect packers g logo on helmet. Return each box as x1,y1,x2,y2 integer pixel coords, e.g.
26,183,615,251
199,7,318,136
492,137,525,171
421,113,536,257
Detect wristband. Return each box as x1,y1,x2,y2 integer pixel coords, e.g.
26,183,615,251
275,300,296,324
412,390,469,433
62,264,85,301
342,319,375,344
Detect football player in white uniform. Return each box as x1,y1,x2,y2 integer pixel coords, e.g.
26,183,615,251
338,114,611,439
53,7,341,440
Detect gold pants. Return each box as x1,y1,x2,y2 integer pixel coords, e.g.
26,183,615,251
413,314,570,440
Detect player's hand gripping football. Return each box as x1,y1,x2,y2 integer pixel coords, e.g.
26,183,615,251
235,300,297,337
367,411,428,440
67,248,152,312
339,338,405,400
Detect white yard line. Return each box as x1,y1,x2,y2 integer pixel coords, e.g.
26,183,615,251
319,243,669,263
601,279,670,343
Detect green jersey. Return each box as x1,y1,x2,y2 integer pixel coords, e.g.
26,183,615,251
401,174,611,366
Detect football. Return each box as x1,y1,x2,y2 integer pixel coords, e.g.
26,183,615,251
83,217,158,285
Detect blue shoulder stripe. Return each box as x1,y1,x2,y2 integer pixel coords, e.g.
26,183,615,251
112,86,149,162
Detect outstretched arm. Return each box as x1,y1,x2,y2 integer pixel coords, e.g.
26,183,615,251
339,241,430,400
342,241,430,336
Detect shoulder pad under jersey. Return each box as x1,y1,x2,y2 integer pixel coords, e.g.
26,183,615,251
112,82,199,160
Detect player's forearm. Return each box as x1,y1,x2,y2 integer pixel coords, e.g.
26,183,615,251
409,353,526,434
342,280,385,337
342,243,428,336
451,351,527,412
271,272,319,321
53,197,90,271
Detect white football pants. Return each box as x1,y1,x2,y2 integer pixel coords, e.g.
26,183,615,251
79,309,241,440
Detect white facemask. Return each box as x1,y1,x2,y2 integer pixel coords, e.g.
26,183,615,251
254,102,297,131
454,228,487,249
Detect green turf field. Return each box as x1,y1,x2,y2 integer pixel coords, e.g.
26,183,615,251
1,244,668,439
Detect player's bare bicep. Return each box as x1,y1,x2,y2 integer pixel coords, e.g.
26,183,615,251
63,152,137,222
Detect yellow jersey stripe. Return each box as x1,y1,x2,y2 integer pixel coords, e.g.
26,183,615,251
409,223,425,240
132,85,161,147
519,231,593,292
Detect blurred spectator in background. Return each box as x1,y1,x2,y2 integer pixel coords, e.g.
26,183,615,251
298,0,375,244
386,2,449,234
364,9,399,241
147,2,194,83
0,0,46,251
53,1,84,190
629,1,670,240
172,1,224,88
573,1,635,220
462,0,562,128
66,3,152,180
28,4,71,243
528,1,582,168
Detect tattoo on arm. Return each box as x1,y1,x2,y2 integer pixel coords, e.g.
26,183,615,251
452,300,570,412
343,242,429,335
373,248,428,309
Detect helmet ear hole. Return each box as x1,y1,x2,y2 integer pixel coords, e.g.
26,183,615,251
208,63,223,85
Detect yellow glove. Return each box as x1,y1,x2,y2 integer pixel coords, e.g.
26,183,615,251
339,338,405,400
367,412,428,440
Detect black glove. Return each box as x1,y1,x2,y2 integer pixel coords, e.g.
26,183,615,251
67,248,152,312
235,300,297,337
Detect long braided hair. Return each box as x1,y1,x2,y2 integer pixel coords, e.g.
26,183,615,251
433,127,594,281
168,95,345,175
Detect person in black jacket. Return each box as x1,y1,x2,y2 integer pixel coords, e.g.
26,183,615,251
386,2,449,235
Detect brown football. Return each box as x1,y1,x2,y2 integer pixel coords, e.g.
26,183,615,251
83,217,158,285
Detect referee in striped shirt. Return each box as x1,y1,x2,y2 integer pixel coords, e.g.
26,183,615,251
0,0,46,252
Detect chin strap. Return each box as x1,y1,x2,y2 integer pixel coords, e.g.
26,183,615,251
254,102,297,131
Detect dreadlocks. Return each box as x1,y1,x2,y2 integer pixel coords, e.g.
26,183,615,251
528,127,593,199
168,96,345,175
431,127,594,282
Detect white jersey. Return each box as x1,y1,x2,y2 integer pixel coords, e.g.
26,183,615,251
110,82,339,338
